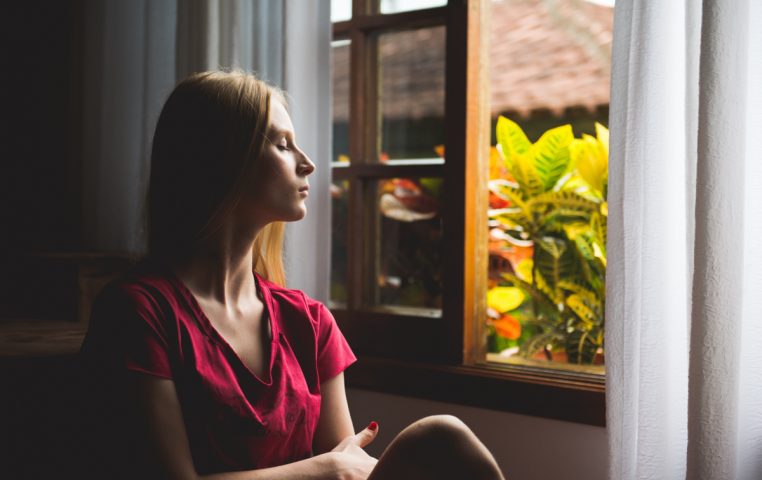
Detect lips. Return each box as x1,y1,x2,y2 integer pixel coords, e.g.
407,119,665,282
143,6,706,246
298,186,310,193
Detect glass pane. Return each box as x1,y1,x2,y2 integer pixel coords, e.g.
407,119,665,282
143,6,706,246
332,39,351,164
485,0,613,374
331,0,351,22
330,180,349,306
372,177,443,314
380,0,447,14
378,27,445,164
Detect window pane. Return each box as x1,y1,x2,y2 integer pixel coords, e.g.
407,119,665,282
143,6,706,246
332,39,351,164
330,180,349,307
378,27,445,164
331,0,351,22
485,0,613,373
380,0,447,14
372,177,443,314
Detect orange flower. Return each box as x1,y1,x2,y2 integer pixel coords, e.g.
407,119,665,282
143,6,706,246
493,313,521,340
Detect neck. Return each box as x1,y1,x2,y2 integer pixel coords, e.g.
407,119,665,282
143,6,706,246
173,219,267,306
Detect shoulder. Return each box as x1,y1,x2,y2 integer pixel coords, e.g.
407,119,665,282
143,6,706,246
93,263,184,321
258,275,327,312
256,275,332,328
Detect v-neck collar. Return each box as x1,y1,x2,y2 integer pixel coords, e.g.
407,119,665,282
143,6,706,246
168,268,279,386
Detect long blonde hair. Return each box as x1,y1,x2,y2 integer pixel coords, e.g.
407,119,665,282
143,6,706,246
148,70,287,286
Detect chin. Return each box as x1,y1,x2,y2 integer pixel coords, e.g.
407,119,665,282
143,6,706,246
283,207,307,222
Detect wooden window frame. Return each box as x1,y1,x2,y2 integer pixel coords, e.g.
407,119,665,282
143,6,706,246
332,0,605,427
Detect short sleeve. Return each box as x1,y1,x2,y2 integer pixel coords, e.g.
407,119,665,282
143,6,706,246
314,303,356,383
82,283,174,379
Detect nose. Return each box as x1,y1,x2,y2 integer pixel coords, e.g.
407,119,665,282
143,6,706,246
299,152,316,176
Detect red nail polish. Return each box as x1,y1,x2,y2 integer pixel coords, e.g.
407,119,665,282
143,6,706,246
368,421,378,431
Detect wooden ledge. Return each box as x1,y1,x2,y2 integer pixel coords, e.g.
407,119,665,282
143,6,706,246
0,321,86,359
345,356,606,426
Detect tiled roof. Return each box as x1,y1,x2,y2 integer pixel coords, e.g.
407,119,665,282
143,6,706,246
332,0,613,121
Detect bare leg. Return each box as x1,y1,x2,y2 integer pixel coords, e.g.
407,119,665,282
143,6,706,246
367,415,505,480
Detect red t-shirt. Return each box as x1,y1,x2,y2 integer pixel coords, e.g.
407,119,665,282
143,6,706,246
80,265,356,475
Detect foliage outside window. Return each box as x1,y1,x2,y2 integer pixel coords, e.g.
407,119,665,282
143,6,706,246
486,118,608,370
484,0,612,373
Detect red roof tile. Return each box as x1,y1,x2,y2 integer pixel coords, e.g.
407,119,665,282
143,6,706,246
332,0,613,121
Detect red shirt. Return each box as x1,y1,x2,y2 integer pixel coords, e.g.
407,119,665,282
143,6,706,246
80,265,356,475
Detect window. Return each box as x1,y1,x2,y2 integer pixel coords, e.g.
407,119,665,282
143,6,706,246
330,0,610,426
485,0,612,374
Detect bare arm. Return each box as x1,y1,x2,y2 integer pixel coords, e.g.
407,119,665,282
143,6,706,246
312,373,355,454
131,374,376,480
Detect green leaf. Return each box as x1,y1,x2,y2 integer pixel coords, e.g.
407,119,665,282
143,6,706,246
500,273,558,319
532,124,573,191
535,237,579,304
566,292,601,330
557,279,594,297
574,233,596,262
591,212,607,257
531,190,598,215
496,116,531,170
566,328,602,364
520,331,558,358
512,153,545,198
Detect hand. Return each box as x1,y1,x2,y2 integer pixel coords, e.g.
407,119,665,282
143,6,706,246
328,422,379,480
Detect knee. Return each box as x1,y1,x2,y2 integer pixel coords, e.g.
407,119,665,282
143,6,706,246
397,415,485,461
394,415,503,479
405,415,473,448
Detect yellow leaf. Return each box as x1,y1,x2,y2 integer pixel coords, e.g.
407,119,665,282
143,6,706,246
487,287,525,313
571,136,606,196
563,222,590,241
595,122,609,157
496,117,531,169
516,258,534,282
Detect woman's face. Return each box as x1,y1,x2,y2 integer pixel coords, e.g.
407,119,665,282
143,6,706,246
238,98,316,225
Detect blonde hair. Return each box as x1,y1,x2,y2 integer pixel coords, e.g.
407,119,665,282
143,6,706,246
148,70,287,286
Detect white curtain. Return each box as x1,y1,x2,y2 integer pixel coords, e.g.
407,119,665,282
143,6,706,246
81,0,176,252
80,0,333,301
281,0,332,301
606,1,762,479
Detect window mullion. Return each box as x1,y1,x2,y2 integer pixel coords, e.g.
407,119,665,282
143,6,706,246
440,0,490,364
461,0,490,366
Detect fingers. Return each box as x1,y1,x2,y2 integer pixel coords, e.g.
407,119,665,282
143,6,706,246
352,421,379,449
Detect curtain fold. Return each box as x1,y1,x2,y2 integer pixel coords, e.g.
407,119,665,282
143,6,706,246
175,0,284,84
606,1,762,479
81,0,289,253
81,0,176,252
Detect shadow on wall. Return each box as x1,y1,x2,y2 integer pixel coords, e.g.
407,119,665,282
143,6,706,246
346,388,608,480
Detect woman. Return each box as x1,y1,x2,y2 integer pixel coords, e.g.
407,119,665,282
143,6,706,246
80,71,505,480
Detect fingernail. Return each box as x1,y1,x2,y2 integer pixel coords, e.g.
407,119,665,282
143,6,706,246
368,421,378,431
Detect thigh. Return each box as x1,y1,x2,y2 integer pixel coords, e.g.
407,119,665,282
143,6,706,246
367,415,504,480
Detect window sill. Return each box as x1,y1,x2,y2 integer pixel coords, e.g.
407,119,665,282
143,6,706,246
345,356,606,427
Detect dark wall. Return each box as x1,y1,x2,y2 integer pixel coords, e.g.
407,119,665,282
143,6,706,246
3,0,83,255
1,1,84,322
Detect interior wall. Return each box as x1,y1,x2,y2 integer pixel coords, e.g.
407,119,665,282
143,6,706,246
346,388,607,480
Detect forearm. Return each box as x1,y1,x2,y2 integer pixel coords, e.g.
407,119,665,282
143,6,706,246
199,453,339,480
